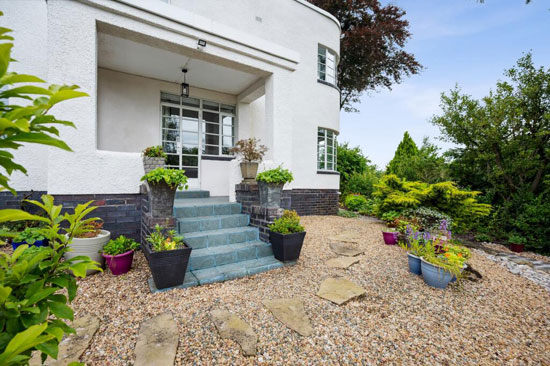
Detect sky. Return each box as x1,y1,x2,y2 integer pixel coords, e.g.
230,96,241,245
338,0,550,169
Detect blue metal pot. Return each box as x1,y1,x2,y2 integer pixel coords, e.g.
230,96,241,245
407,253,422,275
420,257,453,289
12,239,48,250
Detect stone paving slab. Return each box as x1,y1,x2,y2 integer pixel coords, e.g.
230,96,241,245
134,313,179,366
325,256,360,269
327,232,362,243
262,298,313,337
316,277,366,305
329,242,364,257
211,309,257,356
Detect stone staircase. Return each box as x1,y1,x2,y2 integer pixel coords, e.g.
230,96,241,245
150,190,291,291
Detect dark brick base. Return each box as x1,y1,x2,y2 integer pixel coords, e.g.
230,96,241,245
0,190,142,242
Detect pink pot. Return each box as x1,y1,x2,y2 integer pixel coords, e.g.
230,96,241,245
102,250,134,276
382,231,398,245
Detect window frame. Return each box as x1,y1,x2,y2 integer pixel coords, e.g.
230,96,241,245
318,45,337,86
317,127,338,172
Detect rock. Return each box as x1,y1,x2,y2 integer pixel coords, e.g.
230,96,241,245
325,256,360,269
316,277,366,305
534,264,550,273
327,232,362,243
262,298,313,337
30,315,100,366
134,313,179,366
210,309,257,356
329,242,364,257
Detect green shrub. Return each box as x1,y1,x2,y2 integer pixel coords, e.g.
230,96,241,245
475,233,491,242
337,209,358,218
13,227,45,244
343,170,380,198
380,211,400,224
146,225,185,252
256,166,293,185
102,235,140,256
402,207,452,232
344,194,368,212
358,199,378,216
508,233,527,245
142,145,167,158
141,168,189,190
268,210,305,234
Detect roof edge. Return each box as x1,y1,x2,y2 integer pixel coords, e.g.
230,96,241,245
293,0,341,30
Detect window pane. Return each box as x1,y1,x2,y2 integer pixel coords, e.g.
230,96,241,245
162,141,177,154
222,136,233,147
165,154,179,166
162,106,179,117
222,146,232,155
161,92,179,104
203,145,218,155
327,146,333,155
182,144,198,155
181,97,200,108
204,134,219,145
182,120,198,132
221,104,235,114
162,116,179,129
203,122,219,134
181,156,198,166
162,130,179,141
327,161,333,170
183,167,198,178
318,54,326,65
222,124,234,136
222,115,234,126
327,153,333,163
318,160,325,170
182,132,198,145
203,100,219,111
203,111,219,123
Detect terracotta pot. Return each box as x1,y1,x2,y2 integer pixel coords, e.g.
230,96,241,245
240,162,259,182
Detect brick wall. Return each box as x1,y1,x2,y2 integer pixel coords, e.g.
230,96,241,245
249,205,283,242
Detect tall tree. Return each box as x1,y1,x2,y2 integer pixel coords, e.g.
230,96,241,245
308,0,422,112
386,131,418,174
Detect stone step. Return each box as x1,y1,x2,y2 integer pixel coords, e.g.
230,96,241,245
173,199,241,218
175,190,210,199
178,214,249,233
183,226,259,249
188,241,273,271
192,256,293,285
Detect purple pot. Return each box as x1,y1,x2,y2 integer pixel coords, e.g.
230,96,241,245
102,250,134,276
382,231,398,245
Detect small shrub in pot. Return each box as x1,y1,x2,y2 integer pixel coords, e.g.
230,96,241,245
101,235,140,275
508,233,526,253
11,227,47,250
66,219,110,275
256,166,293,208
230,138,268,182
268,210,306,262
141,168,189,217
142,145,167,174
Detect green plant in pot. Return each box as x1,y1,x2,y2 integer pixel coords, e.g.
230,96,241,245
256,166,293,208
420,239,471,289
141,168,189,218
143,225,192,290
142,145,167,174
11,227,47,250
65,219,110,275
230,138,268,183
101,235,140,276
268,210,306,262
508,233,527,253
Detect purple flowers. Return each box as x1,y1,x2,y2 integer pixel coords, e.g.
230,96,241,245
439,219,448,232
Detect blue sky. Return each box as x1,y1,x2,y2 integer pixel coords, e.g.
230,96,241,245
339,0,550,169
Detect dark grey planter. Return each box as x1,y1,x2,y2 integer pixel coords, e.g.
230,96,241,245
269,231,306,262
148,181,177,217
258,181,284,208
142,242,192,289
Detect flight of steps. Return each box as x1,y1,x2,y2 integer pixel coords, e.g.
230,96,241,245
156,190,292,290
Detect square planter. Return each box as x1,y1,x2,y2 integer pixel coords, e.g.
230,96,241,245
258,181,284,208
148,181,177,218
143,156,165,174
142,242,192,289
269,231,306,262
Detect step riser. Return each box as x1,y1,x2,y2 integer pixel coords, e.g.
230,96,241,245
175,191,210,199
178,215,249,234
174,203,241,218
192,259,289,286
184,229,259,249
188,244,273,271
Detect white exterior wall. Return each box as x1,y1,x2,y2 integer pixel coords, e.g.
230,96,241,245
2,0,340,195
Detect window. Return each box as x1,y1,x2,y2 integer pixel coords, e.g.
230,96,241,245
318,45,337,85
317,128,337,171
201,101,235,156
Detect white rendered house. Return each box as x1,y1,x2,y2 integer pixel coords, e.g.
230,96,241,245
0,0,341,240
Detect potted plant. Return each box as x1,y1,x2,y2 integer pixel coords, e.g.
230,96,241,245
398,229,426,275
381,228,398,245
101,235,140,275
230,138,268,183
420,241,470,289
256,166,293,208
65,220,110,275
142,145,167,174
142,225,192,289
268,210,306,262
11,227,48,250
141,168,189,217
508,233,526,253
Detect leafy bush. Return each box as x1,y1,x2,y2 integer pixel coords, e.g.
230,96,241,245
402,207,452,232
344,194,367,211
142,145,167,158
474,233,491,243
74,219,103,238
102,235,140,256
336,143,370,183
380,211,400,224
508,233,526,245
229,138,268,162
146,225,185,252
268,210,305,234
0,195,102,364
337,209,358,218
256,166,293,185
141,168,189,190
13,227,45,244
357,199,378,216
343,170,380,198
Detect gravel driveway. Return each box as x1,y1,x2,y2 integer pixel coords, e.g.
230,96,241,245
73,216,550,365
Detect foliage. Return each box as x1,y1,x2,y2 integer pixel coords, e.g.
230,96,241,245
344,170,380,198
102,235,140,256
73,220,103,239
337,143,369,183
373,174,491,231
256,166,293,185
474,233,491,243
229,138,268,162
386,132,418,175
0,18,88,194
398,235,426,258
508,233,526,245
380,211,400,225
146,225,185,252
142,145,167,159
402,207,452,233
357,199,379,216
13,227,45,245
0,195,102,364
268,210,305,234
344,194,367,212
337,209,358,218
422,241,470,280
141,168,189,190
307,0,421,112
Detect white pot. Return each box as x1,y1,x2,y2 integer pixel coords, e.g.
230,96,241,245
64,230,111,275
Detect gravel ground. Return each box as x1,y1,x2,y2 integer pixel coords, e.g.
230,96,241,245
482,242,550,263
60,217,550,364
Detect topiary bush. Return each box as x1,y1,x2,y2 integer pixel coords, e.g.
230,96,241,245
344,194,368,212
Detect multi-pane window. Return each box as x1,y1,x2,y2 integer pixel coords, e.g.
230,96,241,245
318,45,337,85
201,101,235,156
317,128,338,171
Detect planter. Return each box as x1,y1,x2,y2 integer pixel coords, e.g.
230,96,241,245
12,239,48,251
420,257,453,289
148,181,177,218
64,230,111,275
143,156,165,174
102,250,135,276
240,162,259,183
382,231,398,245
510,243,524,253
407,253,421,275
450,264,467,283
269,231,306,262
142,242,192,289
258,181,284,208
